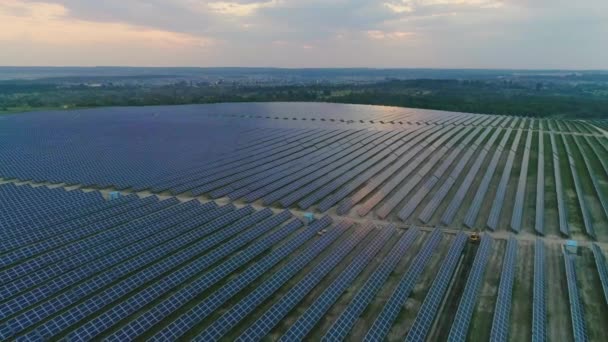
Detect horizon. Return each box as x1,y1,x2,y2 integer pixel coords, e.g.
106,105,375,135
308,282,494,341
1,66,607,72
1,1,607,69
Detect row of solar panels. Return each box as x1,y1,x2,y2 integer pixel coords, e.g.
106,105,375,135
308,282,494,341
3,110,608,237
558,242,608,342
1,105,605,199
588,119,608,131
0,111,288,190
145,123,608,237
212,109,602,135
550,132,608,239
535,133,546,234
2,185,608,340
0,183,103,230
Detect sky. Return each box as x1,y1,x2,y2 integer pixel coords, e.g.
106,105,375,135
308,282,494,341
0,0,607,69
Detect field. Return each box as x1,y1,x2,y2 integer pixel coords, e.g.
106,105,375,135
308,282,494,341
0,102,607,341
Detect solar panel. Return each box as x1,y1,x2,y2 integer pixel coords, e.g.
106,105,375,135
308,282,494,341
447,234,493,341
280,132,397,208
280,224,394,341
149,218,330,341
87,211,297,341
575,136,608,222
1,105,604,342
323,226,419,341
7,206,257,340
532,238,546,342
563,249,588,341
489,237,518,341
440,128,502,225
550,133,569,236
535,132,545,235
419,127,492,223
237,224,372,341
0,202,231,318
0,198,190,285
510,130,533,232
405,232,468,342
364,229,442,341
192,219,354,341
356,126,452,217
398,127,480,221
0,194,136,243
261,132,379,205
376,127,466,219
299,137,401,209
463,129,512,228
591,244,608,306
487,129,523,230
561,134,595,239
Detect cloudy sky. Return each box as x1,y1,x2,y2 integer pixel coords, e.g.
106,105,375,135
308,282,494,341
1,0,606,68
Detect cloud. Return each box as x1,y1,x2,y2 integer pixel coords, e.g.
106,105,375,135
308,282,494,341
0,0,218,66
366,30,414,40
207,0,281,17
1,0,607,68
384,3,413,13
0,1,213,47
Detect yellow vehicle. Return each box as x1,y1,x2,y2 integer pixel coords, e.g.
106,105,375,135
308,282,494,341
469,233,480,244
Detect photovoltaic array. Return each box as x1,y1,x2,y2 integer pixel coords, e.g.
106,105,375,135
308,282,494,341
1,103,607,341
532,239,546,342
1,103,607,238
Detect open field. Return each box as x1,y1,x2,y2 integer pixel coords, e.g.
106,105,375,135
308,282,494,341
1,102,607,340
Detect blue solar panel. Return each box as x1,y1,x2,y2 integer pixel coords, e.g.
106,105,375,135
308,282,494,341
419,127,492,223
5,206,257,340
148,217,331,341
0,193,136,244
1,194,140,257
563,249,588,341
302,137,402,210
463,129,512,228
575,136,608,226
280,132,397,208
280,224,394,341
510,130,532,232
364,229,443,341
439,128,502,225
324,226,419,341
535,132,545,235
375,127,463,219
350,126,445,216
399,127,483,221
405,232,468,342
0,201,220,321
489,237,518,341
591,244,608,306
260,131,380,205
236,224,372,341
1,106,601,342
58,207,271,341
447,234,493,341
0,184,103,231
532,238,546,342
562,134,595,239
105,211,298,341
0,198,188,286
0,109,256,190
193,219,355,341
550,133,569,236
487,129,523,230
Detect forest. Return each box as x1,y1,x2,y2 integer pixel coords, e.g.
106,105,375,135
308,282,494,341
1,74,607,119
